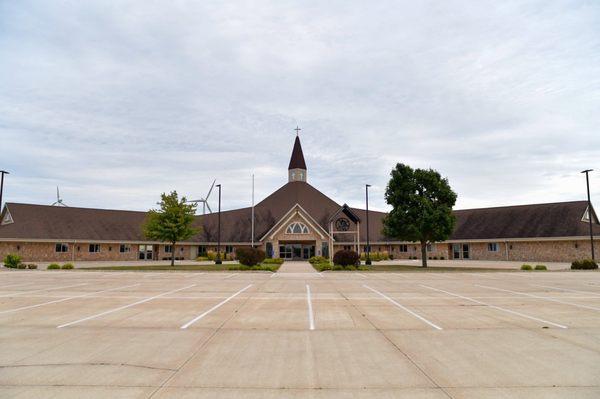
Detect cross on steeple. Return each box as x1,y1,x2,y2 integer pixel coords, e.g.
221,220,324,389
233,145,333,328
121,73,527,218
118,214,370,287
294,126,301,136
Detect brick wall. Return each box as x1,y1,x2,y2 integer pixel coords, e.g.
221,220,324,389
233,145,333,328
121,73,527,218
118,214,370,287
0,242,140,262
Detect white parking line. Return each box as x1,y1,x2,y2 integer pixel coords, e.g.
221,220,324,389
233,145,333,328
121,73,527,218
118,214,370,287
530,284,600,296
477,284,600,312
306,284,315,330
58,284,196,328
356,273,368,278
0,284,140,315
223,273,239,279
180,284,253,329
421,285,567,329
0,283,89,298
363,285,442,330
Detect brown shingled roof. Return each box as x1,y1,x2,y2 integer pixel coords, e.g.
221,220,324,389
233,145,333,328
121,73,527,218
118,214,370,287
450,201,600,240
288,136,307,170
1,194,598,244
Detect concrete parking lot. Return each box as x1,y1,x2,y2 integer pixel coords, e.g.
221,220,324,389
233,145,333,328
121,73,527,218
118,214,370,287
1,264,599,398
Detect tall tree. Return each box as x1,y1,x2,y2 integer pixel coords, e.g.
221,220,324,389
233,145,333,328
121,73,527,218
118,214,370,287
383,164,457,267
143,191,199,266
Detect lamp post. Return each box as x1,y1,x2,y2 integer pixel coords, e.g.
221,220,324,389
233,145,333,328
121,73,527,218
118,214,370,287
581,169,595,261
365,184,371,266
215,184,222,265
0,170,8,211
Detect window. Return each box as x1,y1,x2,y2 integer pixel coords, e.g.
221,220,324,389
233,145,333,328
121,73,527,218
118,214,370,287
120,244,131,253
363,245,371,253
55,243,69,253
321,242,329,258
225,245,234,254
1,211,13,225
164,245,172,253
198,245,207,256
487,243,499,252
89,244,100,253
285,222,309,234
426,243,436,252
399,244,408,253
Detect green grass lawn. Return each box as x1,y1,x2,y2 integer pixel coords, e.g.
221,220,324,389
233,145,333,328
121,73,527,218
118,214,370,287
311,263,520,272
362,264,520,272
80,262,281,272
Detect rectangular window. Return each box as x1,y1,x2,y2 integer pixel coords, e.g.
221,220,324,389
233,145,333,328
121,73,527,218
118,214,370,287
225,245,234,254
55,243,69,253
487,243,499,252
398,244,408,253
198,245,207,256
164,245,172,253
120,244,131,253
426,243,435,252
89,244,100,253
363,245,371,252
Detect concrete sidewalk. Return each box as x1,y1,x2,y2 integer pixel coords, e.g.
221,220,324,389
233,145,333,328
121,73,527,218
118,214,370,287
276,261,316,273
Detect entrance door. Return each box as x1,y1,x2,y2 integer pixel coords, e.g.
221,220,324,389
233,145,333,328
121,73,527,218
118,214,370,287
303,245,315,259
452,243,470,259
138,245,154,260
279,243,315,260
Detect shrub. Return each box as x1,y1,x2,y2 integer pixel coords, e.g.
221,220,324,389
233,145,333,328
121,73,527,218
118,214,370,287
195,256,209,261
521,264,532,271
313,262,331,272
27,264,38,269
3,254,21,268
308,256,327,265
380,250,390,260
61,263,74,269
206,250,217,261
263,258,284,264
534,264,547,271
333,250,359,267
236,247,266,266
332,265,344,270
47,263,60,270
17,263,27,269
571,259,599,270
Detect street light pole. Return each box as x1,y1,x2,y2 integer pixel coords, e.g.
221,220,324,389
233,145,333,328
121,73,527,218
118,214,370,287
365,184,371,266
216,184,222,265
581,169,595,261
0,171,8,212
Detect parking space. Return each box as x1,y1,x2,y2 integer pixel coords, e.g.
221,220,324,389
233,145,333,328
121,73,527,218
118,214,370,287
1,268,600,398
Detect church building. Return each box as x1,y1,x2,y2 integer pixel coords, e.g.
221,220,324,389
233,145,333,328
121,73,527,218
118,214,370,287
0,135,598,263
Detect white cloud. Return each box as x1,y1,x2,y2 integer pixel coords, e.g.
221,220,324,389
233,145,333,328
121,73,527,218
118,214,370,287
0,0,599,213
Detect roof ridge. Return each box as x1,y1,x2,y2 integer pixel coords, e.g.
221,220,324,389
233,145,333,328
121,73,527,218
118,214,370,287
453,200,588,212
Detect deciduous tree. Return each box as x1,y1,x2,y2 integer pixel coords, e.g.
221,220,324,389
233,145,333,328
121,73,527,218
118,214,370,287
143,191,199,266
383,164,457,267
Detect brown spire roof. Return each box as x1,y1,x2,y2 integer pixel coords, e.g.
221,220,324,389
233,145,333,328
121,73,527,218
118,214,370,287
288,136,307,170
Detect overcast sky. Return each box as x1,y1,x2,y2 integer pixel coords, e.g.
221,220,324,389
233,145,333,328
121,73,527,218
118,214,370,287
1,1,599,213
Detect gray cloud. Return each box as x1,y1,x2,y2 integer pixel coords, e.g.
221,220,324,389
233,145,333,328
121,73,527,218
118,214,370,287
1,0,599,213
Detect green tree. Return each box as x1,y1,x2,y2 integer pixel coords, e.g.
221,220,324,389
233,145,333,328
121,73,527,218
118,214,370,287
383,164,457,267
143,191,199,266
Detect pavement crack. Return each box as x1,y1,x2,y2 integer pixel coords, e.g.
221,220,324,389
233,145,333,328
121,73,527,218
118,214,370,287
0,362,176,371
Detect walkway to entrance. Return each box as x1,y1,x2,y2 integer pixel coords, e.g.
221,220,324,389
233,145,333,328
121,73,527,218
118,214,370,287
276,261,316,273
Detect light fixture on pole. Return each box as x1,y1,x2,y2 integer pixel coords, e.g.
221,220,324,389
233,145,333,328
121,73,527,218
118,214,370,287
365,184,371,266
215,184,222,265
581,169,595,261
0,170,8,212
